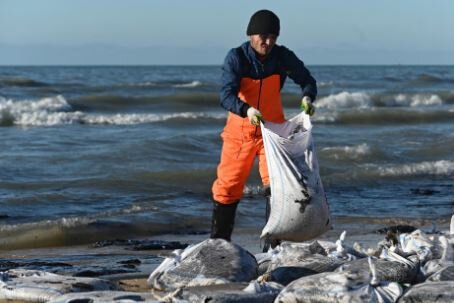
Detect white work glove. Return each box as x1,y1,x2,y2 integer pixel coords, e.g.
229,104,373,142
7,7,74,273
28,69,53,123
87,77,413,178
247,106,262,126
301,96,315,116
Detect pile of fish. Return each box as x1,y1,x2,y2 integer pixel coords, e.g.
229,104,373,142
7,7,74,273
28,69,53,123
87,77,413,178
0,216,452,302
148,216,454,303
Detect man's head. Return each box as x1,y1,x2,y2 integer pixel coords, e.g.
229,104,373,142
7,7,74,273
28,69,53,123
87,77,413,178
247,10,280,58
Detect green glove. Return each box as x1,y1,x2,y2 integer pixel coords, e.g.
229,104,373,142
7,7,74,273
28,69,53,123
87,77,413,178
301,96,315,116
247,106,263,126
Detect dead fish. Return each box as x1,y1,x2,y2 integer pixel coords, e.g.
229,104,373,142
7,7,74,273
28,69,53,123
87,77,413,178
147,239,258,291
257,241,327,278
0,269,118,302
397,281,454,303
242,280,283,294
169,282,278,303
47,291,160,303
256,240,343,286
275,258,402,303
337,249,420,284
254,251,275,276
426,264,454,282
423,236,454,278
263,254,343,285
398,229,436,262
398,217,454,262
326,231,369,261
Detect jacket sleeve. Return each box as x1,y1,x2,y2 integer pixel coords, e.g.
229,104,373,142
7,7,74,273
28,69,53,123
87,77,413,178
280,46,318,101
219,49,250,117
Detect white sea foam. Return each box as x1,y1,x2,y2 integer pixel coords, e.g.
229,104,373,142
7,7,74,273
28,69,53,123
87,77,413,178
0,95,225,126
0,95,78,126
322,143,371,160
0,216,95,233
316,91,372,109
377,160,454,177
174,80,202,88
0,204,147,233
243,185,264,195
135,81,158,87
318,81,334,87
394,94,443,107
83,112,224,125
311,112,338,123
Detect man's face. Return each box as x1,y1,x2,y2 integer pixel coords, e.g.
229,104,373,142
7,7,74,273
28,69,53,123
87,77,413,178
249,34,277,58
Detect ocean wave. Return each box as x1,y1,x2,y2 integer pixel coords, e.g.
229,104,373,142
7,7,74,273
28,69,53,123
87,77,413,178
392,94,443,107
83,112,225,125
0,95,73,126
316,92,372,109
0,77,49,87
333,109,454,124
309,108,454,125
324,160,454,187
311,113,338,123
321,143,371,160
413,73,454,84
173,80,203,88
0,95,226,126
315,91,448,109
0,197,213,249
0,203,171,249
376,160,454,177
64,91,454,114
133,81,159,87
383,76,402,82
69,93,220,111
131,80,205,88
318,81,334,87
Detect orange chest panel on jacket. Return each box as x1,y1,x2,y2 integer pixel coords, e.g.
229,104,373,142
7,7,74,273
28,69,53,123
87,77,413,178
239,74,285,123
224,74,285,138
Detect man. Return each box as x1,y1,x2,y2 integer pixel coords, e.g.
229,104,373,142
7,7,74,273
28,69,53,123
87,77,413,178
211,9,317,244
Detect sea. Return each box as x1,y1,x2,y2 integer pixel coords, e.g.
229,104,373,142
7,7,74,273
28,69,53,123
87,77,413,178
1,65,453,251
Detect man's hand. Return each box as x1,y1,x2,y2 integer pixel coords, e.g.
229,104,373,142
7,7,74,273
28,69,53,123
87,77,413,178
247,107,262,126
301,96,315,116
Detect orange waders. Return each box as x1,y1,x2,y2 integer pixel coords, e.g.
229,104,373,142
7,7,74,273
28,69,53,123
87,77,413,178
212,74,285,205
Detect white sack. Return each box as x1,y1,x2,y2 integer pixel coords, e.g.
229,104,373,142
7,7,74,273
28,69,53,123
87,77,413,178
260,112,331,242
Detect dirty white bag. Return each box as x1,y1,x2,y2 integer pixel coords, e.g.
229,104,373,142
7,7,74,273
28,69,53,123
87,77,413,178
260,112,331,242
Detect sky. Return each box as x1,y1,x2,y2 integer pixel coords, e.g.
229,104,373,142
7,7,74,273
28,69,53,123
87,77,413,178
0,0,453,65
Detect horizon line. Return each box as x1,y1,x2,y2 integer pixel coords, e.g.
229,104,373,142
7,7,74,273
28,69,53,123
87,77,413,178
2,63,454,67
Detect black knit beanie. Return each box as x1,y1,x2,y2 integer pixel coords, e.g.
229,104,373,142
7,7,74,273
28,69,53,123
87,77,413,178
246,10,280,36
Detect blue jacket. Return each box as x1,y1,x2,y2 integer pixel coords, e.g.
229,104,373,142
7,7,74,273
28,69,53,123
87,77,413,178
220,41,317,118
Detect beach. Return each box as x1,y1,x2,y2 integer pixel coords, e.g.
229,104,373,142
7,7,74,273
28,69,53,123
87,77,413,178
1,215,452,302
1,65,453,301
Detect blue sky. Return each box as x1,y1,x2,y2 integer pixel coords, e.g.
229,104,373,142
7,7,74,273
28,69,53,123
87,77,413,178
1,0,453,65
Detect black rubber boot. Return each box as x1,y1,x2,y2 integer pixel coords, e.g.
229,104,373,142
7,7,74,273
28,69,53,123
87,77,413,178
210,200,239,241
263,187,281,252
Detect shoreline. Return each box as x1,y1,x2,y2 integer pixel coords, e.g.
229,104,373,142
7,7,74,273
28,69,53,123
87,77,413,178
0,217,450,302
